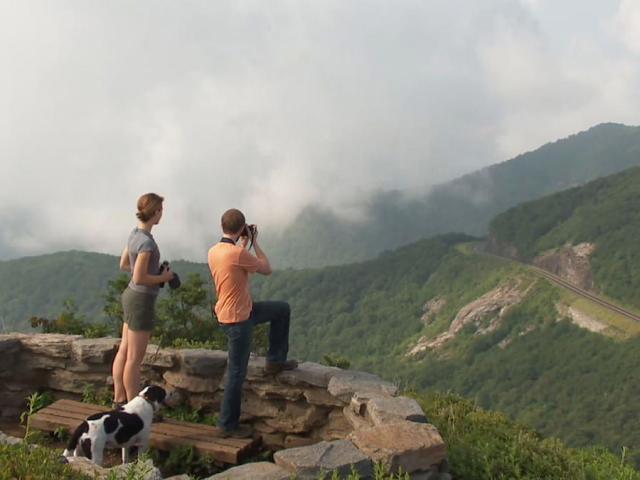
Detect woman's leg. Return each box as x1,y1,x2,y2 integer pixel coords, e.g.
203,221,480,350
112,323,129,403
123,328,151,401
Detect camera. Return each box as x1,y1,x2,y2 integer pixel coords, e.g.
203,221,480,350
242,224,257,249
159,261,181,289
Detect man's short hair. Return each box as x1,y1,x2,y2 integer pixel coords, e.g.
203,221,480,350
221,209,246,234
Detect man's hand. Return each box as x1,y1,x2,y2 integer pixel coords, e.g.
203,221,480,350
241,224,257,249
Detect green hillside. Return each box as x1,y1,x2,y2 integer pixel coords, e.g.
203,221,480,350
266,123,640,268
253,239,640,466
0,252,209,332
489,165,640,309
4,235,640,465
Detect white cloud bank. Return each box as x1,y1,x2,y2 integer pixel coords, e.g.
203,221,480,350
0,0,638,260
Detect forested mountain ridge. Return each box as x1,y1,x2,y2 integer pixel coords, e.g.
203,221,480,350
489,165,640,310
4,234,640,465
266,122,640,268
0,251,209,332
6,157,640,465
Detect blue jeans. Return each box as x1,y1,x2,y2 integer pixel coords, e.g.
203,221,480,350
218,301,291,431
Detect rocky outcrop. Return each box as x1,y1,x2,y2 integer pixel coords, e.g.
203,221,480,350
408,279,528,355
274,440,373,479
206,462,292,480
533,243,596,290
66,457,162,480
421,297,446,325
0,333,449,479
556,303,608,334
350,422,446,475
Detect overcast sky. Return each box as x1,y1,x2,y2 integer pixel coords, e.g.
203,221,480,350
1,0,639,261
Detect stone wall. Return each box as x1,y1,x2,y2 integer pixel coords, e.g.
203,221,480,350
0,333,448,479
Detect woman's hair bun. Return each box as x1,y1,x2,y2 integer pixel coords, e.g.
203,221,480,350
137,193,164,222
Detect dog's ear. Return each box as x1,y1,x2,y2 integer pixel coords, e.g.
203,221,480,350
143,385,166,404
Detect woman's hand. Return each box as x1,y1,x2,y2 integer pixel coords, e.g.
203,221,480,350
161,267,175,282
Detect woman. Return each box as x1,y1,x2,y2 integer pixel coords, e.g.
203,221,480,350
112,193,174,406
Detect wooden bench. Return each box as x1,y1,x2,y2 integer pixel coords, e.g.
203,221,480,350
30,399,260,464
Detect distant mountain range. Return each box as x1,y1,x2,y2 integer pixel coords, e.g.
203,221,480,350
4,125,640,465
489,165,640,309
5,228,640,465
265,123,640,268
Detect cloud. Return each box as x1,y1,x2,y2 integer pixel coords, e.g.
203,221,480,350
0,0,638,260
612,0,640,54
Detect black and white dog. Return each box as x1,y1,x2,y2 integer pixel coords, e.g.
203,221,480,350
63,385,167,466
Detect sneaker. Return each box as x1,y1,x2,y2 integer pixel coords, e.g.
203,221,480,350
214,424,253,439
264,359,299,375
111,401,126,410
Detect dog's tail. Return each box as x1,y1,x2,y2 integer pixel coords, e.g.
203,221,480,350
63,421,89,457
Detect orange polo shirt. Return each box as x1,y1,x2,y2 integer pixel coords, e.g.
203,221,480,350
208,241,260,324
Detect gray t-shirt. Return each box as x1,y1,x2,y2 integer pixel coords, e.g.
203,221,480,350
127,228,161,296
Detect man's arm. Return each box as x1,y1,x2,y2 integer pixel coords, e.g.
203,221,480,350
253,241,272,275
248,226,272,275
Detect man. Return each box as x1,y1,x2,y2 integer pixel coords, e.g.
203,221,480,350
208,208,298,438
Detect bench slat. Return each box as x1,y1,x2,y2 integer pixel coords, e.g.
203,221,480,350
30,400,259,464
44,400,250,448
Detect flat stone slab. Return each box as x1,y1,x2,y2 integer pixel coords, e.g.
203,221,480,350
328,371,398,402
264,403,327,434
366,396,427,426
163,370,219,393
20,333,82,358
72,337,119,364
349,421,446,474
177,349,227,376
277,362,340,388
206,462,292,480
0,336,21,356
250,381,304,401
303,388,347,407
0,431,22,445
143,344,176,368
274,440,373,479
0,337,21,369
240,391,283,418
45,369,109,394
246,356,268,380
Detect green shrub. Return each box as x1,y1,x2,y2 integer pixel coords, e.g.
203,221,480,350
82,383,113,407
149,445,219,478
31,299,113,337
0,443,90,480
163,405,217,426
20,391,54,443
414,391,640,480
322,353,351,369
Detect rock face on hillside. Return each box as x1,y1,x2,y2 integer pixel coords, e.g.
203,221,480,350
556,303,608,334
533,243,596,290
421,297,447,325
408,279,528,356
0,333,449,479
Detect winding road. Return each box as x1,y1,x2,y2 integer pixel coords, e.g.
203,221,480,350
480,248,640,324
